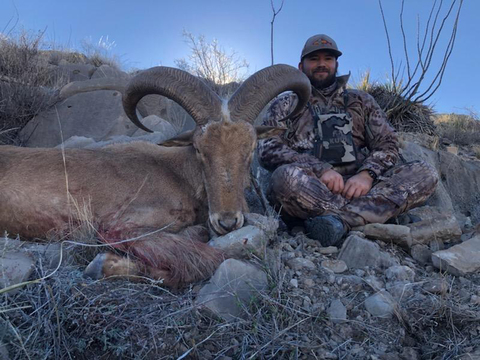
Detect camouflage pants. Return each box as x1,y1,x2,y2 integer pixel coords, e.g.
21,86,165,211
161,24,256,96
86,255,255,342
269,160,439,229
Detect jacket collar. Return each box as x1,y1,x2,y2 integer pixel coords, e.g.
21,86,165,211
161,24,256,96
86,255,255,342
312,72,351,97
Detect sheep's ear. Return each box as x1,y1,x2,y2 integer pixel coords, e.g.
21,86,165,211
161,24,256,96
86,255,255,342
160,130,194,147
255,126,286,139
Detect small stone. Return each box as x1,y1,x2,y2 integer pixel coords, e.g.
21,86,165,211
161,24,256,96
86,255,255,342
429,238,444,252
286,258,316,271
471,295,480,305
303,278,315,288
327,299,347,323
410,244,432,265
318,246,338,254
289,278,298,288
365,290,396,318
423,279,448,295
321,259,348,273
385,265,415,282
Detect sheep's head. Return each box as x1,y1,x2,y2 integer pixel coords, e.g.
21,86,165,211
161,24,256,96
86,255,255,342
123,65,310,235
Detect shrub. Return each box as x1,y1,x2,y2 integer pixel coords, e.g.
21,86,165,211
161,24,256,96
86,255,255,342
434,112,480,146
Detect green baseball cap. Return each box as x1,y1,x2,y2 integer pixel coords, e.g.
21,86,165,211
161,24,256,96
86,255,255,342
301,34,342,59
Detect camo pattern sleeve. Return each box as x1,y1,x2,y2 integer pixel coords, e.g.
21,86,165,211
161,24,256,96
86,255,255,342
356,92,399,177
258,93,333,177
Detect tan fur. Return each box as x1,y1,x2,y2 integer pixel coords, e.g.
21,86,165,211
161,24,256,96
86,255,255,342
0,124,282,287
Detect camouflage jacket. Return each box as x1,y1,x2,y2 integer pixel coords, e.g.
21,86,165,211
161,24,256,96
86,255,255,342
258,74,399,178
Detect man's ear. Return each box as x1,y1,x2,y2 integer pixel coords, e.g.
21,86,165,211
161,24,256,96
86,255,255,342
298,61,303,72
160,130,194,147
255,126,286,139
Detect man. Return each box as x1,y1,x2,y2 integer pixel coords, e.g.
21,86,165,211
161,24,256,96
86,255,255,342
258,34,438,246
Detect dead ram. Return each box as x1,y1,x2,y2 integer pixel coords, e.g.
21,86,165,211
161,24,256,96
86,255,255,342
0,65,310,287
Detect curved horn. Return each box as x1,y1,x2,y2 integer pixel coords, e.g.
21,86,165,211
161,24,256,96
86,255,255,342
123,67,222,132
228,64,311,124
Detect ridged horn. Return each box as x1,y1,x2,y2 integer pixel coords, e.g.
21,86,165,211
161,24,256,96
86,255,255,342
123,67,223,132
228,64,311,124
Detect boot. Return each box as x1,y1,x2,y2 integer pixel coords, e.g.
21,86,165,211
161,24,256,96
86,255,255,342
304,215,347,247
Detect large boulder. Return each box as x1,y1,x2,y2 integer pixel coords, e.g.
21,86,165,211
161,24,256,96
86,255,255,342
19,90,136,147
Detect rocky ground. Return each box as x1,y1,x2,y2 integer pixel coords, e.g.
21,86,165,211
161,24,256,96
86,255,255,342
1,207,480,360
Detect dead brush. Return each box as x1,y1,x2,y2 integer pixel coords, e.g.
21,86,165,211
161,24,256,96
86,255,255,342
0,30,69,145
435,113,480,146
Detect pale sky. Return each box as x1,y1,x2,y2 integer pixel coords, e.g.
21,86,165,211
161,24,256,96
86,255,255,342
1,0,478,114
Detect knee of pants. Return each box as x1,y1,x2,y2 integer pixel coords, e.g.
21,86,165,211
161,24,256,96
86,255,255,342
271,164,302,197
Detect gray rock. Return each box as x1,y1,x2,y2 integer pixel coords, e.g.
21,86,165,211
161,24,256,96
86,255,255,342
407,210,462,245
286,257,316,271
196,259,268,321
208,225,267,259
432,235,480,276
401,141,454,213
327,299,347,323
289,278,298,288
338,234,399,269
385,265,415,282
131,115,178,137
58,77,127,100
0,341,9,360
364,290,396,318
318,246,338,254
91,65,129,80
20,90,136,147
244,213,279,237
422,279,449,295
410,244,432,265
386,281,414,301
321,259,348,274
53,63,96,82
0,251,34,293
363,223,412,248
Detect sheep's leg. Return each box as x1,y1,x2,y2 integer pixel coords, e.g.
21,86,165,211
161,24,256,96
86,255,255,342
84,225,226,287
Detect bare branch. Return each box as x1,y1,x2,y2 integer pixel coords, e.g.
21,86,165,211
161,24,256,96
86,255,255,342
378,0,396,89
270,0,285,65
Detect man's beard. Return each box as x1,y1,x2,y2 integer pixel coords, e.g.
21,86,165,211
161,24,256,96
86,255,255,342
309,69,336,89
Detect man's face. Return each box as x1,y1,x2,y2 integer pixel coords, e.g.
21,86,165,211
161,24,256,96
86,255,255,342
299,50,338,89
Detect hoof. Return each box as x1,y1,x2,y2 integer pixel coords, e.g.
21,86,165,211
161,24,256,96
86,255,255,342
83,253,107,279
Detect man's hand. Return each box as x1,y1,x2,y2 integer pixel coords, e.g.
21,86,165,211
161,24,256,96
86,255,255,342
342,171,374,200
320,169,344,194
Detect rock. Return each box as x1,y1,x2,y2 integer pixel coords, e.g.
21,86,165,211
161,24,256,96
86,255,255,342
432,235,480,276
386,281,414,301
410,244,432,265
0,341,9,360
209,225,267,259
429,238,444,252
0,251,34,293
196,259,268,321
363,223,413,248
407,213,462,245
364,290,396,318
318,246,338,254
400,141,454,213
327,299,347,323
446,146,458,155
422,279,449,295
303,278,315,288
286,257,316,271
289,278,298,288
385,265,415,282
58,77,127,100
91,64,129,80
338,234,399,269
244,213,279,236
321,259,348,274
53,63,96,82
365,275,385,290
20,90,136,147
131,115,178,137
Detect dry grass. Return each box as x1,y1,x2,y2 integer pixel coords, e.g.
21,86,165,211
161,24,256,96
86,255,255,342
355,71,436,135
0,30,121,145
434,112,480,146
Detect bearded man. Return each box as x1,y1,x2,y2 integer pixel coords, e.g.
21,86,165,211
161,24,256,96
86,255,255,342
258,34,439,246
